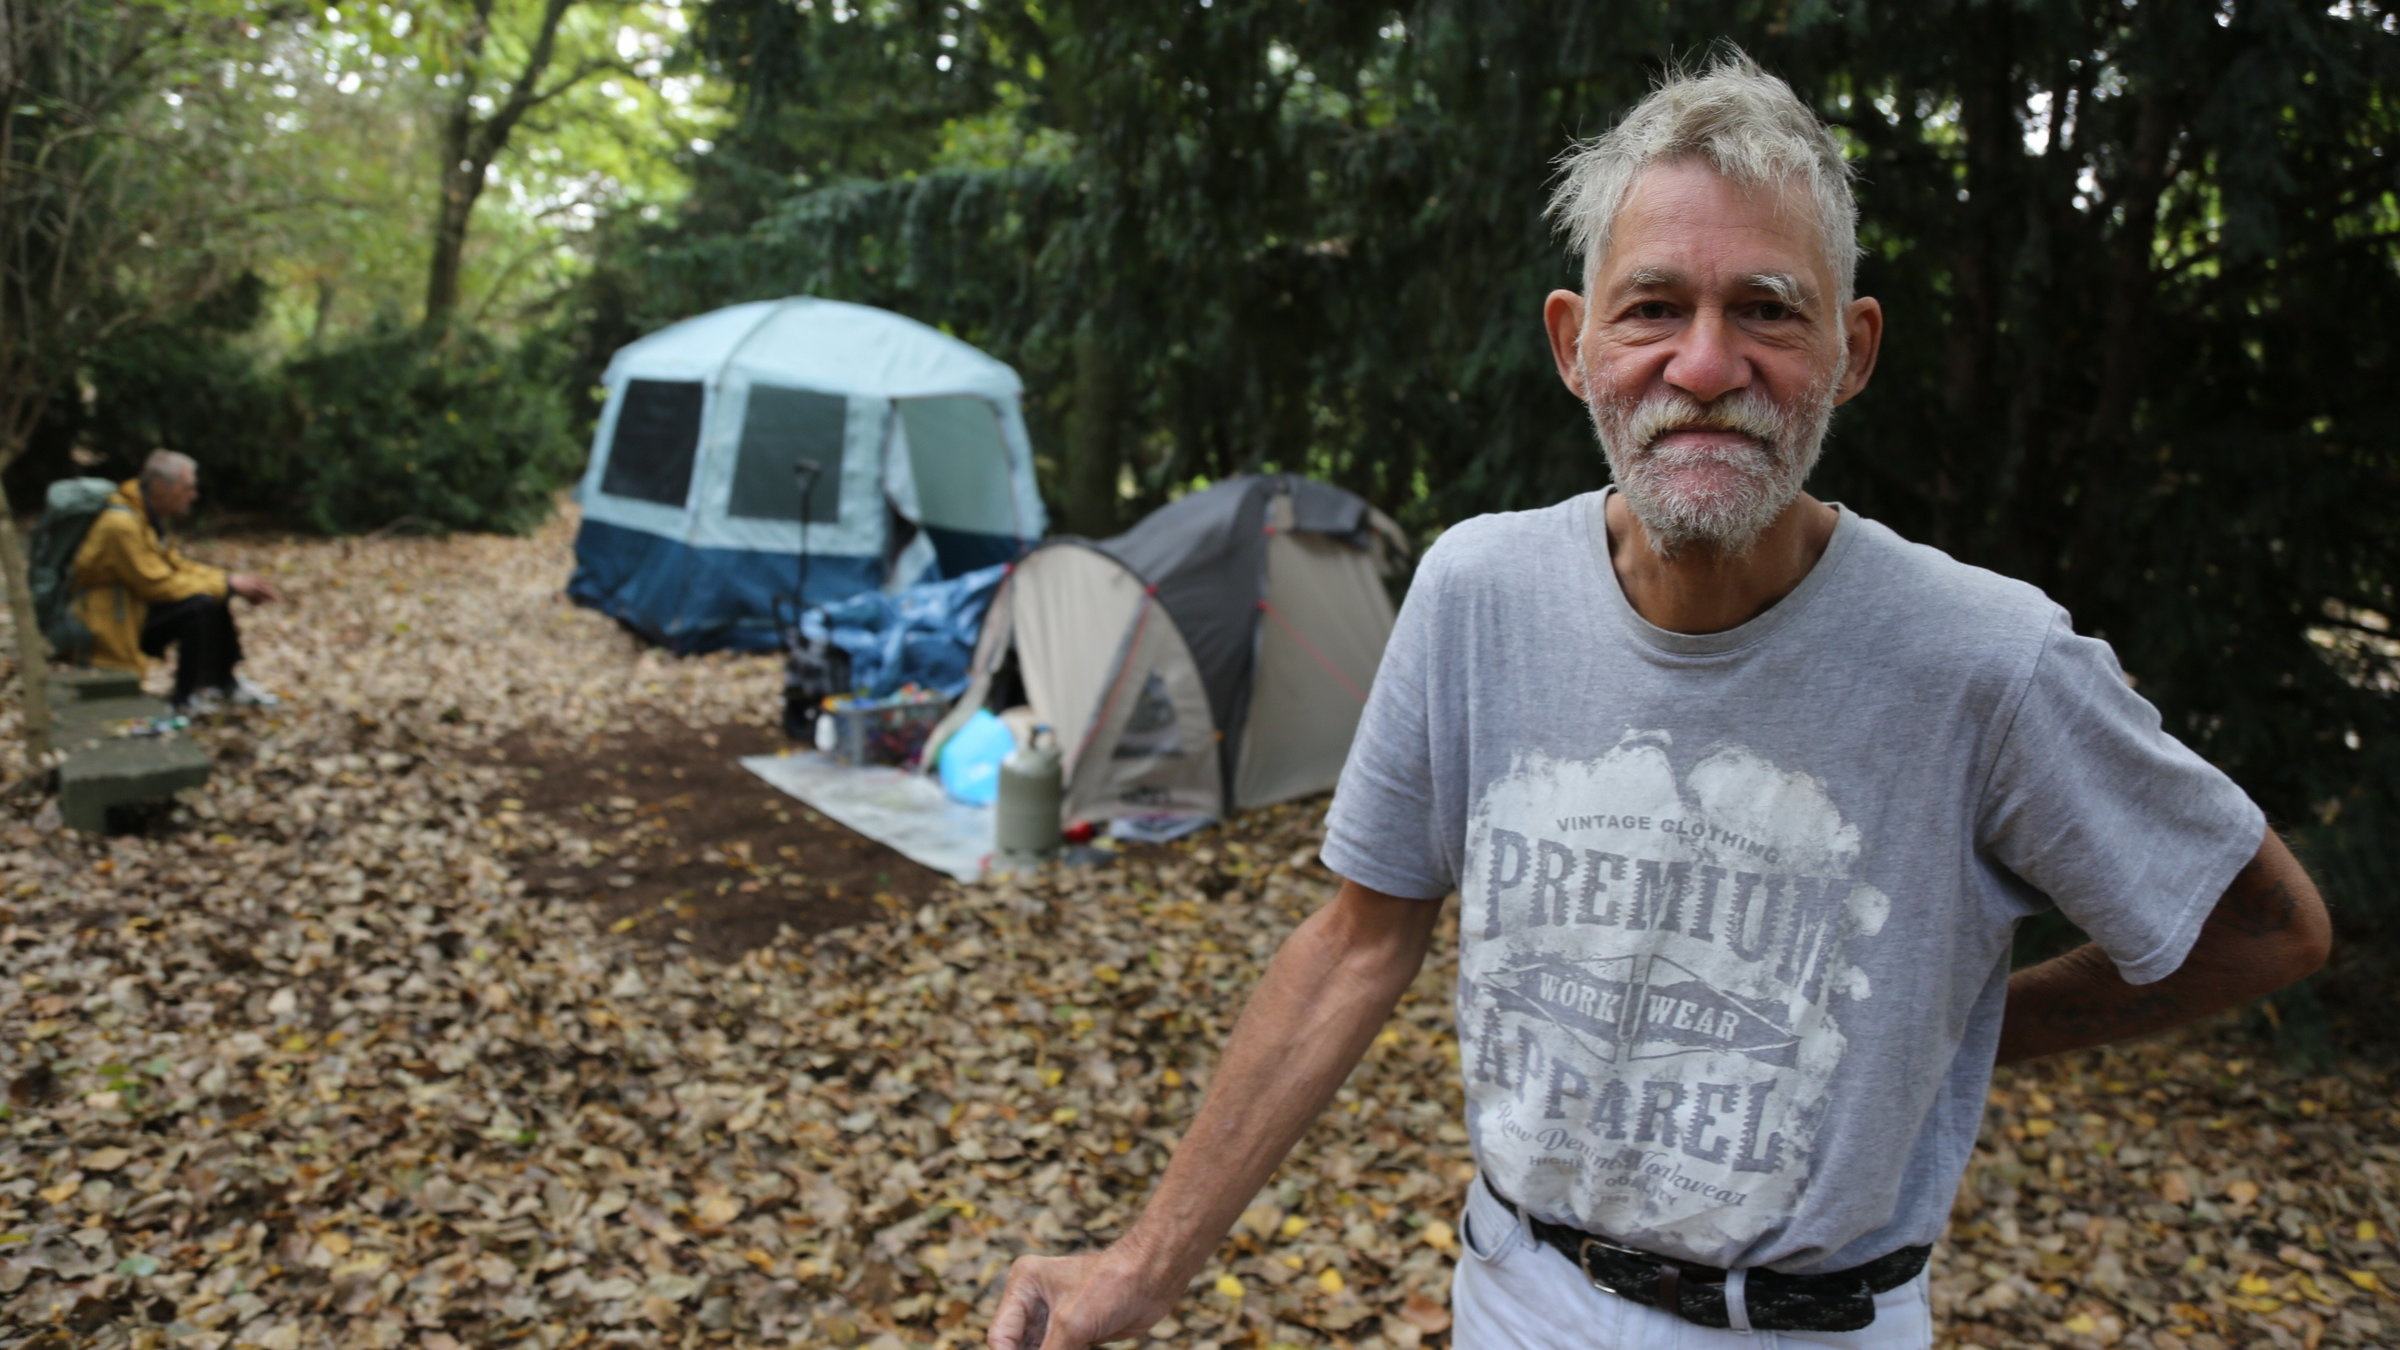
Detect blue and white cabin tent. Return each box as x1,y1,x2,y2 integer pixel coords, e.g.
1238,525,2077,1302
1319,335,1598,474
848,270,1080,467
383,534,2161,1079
568,297,1047,653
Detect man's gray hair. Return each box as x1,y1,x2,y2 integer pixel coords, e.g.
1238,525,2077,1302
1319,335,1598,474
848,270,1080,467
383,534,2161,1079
1548,48,1860,305
141,448,196,486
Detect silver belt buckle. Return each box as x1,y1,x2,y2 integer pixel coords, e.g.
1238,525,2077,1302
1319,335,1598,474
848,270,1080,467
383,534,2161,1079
1576,1237,1628,1296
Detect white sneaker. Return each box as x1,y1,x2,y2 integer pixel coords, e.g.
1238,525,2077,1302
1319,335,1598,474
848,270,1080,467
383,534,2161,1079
175,688,227,716
228,677,282,709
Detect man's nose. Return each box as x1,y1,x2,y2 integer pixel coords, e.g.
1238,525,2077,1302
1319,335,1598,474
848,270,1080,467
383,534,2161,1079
1663,311,1751,404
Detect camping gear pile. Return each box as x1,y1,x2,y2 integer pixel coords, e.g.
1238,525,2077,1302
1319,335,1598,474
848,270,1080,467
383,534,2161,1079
796,563,1008,700
923,474,1406,831
567,297,1047,654
780,562,1006,744
740,474,1403,877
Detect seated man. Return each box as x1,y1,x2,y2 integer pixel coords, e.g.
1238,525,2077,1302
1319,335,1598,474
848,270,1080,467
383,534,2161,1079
70,449,282,712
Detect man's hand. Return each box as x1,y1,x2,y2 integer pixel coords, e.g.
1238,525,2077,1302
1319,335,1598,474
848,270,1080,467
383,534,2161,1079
1998,827,2330,1063
988,1247,1178,1350
229,573,281,604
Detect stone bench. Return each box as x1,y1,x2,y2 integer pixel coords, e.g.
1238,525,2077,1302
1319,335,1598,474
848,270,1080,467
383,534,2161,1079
51,669,211,832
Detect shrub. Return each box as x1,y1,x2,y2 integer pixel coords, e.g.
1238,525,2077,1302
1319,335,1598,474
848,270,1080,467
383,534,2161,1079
4,275,284,510
280,321,584,536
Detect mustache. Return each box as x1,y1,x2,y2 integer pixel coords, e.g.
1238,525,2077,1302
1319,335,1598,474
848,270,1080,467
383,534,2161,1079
1621,389,1792,453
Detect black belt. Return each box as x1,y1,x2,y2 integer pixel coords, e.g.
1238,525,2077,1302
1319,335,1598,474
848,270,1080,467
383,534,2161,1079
1486,1176,1930,1333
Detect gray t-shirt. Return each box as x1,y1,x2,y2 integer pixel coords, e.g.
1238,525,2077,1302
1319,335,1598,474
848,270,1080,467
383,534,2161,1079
1322,491,2263,1275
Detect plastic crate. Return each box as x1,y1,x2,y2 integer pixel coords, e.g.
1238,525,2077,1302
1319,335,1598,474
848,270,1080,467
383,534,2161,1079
819,690,949,767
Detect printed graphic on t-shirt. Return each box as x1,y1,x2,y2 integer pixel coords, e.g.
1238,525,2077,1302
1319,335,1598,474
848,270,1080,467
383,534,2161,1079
1459,730,1890,1259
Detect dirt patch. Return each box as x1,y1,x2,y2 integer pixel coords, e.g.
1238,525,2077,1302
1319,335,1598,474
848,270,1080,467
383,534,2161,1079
484,715,948,960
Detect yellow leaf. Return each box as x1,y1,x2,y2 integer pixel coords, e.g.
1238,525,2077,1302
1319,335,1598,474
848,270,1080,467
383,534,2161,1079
2358,1220,2379,1243
319,1232,353,1257
2226,1180,2261,1205
1421,1220,1458,1252
608,915,640,933
2343,1269,2384,1292
37,1180,79,1206
1051,1107,1078,1124
1214,1274,1244,1299
2238,1273,2275,1296
1279,1216,1306,1239
1281,1254,1303,1269
1161,1069,1182,1087
282,1034,312,1054
1316,1268,1345,1294
2063,1313,2098,1334
1039,1067,1064,1087
2024,1118,2056,1138
743,1249,775,1271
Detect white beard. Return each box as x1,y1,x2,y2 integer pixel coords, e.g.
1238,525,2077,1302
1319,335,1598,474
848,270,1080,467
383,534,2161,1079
1586,361,1843,558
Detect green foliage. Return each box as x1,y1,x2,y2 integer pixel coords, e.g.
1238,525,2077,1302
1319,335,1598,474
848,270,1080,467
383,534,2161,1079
279,323,582,535
12,283,580,537
76,282,288,505
0,0,275,470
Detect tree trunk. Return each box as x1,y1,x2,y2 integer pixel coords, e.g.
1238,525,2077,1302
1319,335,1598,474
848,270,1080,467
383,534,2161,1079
423,160,483,330
0,468,56,780
1062,311,1127,537
310,274,335,347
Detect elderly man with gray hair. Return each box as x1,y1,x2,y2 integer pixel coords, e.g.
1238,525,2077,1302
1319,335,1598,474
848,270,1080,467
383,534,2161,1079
70,448,282,713
988,51,2328,1349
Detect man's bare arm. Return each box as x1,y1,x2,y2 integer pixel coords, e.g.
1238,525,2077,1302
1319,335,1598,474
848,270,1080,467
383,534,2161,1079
988,879,1442,1350
1997,828,2329,1064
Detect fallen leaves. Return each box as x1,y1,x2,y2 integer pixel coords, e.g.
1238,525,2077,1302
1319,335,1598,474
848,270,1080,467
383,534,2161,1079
0,509,2392,1348
1954,1054,2400,1347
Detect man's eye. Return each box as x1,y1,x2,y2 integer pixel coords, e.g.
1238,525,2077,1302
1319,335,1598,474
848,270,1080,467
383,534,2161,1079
1629,301,1674,321
1753,302,1793,321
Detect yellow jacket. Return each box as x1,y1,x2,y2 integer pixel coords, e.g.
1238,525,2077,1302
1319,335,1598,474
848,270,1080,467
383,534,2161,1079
69,479,227,672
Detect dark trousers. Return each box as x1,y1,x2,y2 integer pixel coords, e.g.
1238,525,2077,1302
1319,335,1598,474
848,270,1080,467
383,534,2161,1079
139,594,245,704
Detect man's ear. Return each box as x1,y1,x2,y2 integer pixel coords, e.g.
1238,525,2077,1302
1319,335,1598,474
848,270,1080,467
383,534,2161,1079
1835,295,1883,406
1543,290,1589,397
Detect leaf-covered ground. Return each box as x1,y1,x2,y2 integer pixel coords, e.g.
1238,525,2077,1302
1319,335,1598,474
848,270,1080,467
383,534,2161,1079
2,512,2394,1349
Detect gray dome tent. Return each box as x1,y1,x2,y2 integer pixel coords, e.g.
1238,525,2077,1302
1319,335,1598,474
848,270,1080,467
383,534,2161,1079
925,475,1405,824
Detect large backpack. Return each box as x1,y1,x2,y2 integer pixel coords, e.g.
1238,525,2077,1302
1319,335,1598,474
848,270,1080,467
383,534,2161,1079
28,477,122,666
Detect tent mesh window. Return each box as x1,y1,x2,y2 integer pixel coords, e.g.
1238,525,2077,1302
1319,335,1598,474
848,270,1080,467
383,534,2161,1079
600,379,705,507
729,385,848,522
1112,672,1185,760
898,396,1015,533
